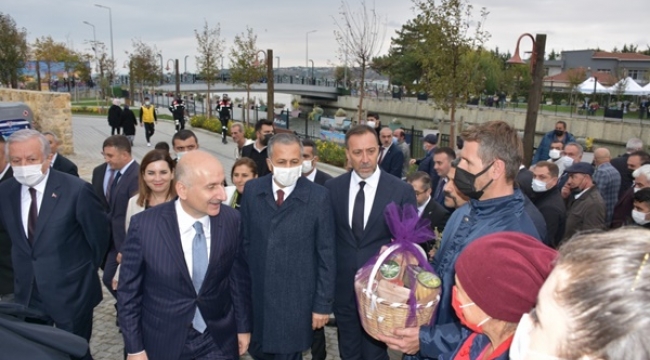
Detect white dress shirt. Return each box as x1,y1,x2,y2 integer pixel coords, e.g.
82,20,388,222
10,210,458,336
348,167,381,228
272,178,297,201
417,196,431,217
21,170,51,238
175,200,211,277
305,169,318,182
50,153,58,167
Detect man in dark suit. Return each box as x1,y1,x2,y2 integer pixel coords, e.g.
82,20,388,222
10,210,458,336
241,119,275,177
378,127,404,178
301,138,333,187
0,130,109,359
91,135,140,297
432,147,456,212
407,171,450,256
610,138,643,198
43,131,79,177
0,136,14,299
118,150,252,360
241,133,335,360
516,165,535,200
324,125,417,360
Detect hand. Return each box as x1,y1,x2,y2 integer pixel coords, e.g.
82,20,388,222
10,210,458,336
126,351,148,360
409,159,416,165
376,327,420,355
116,252,122,264
561,184,571,199
112,278,118,291
237,333,251,356
312,313,329,330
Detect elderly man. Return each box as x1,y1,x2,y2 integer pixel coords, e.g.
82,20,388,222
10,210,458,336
563,163,606,240
532,120,576,164
232,123,254,158
559,142,585,195
42,131,79,177
393,128,410,178
610,138,644,197
378,127,404,178
612,164,650,228
592,147,621,225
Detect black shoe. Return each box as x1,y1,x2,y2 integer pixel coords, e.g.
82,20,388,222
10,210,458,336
222,138,228,144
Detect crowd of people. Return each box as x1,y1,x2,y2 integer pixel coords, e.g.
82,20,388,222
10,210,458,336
0,113,648,360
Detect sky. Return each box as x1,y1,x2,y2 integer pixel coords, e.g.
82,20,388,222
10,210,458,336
6,0,650,74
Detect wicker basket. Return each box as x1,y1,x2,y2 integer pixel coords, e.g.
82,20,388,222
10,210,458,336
354,243,440,340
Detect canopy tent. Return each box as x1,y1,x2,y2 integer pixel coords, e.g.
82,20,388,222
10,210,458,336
642,82,650,96
606,77,645,95
577,77,610,94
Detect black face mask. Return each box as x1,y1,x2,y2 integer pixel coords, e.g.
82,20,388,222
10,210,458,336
453,163,494,200
554,130,564,137
261,133,272,146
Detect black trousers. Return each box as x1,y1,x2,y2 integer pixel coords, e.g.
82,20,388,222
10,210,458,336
335,302,389,360
311,327,327,360
144,123,155,142
102,247,118,298
111,126,121,135
178,328,222,360
248,339,302,360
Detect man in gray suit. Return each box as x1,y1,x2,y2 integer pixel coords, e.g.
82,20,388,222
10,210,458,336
241,133,336,360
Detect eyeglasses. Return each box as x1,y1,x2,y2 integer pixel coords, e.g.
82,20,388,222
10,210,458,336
414,190,427,196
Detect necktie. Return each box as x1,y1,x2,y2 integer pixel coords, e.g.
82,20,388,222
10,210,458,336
351,181,366,243
28,188,38,245
276,189,285,206
378,147,386,164
192,221,208,333
105,170,115,200
109,171,122,202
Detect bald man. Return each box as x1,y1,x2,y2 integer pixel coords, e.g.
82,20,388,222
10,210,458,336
378,127,404,178
118,150,252,360
593,147,621,226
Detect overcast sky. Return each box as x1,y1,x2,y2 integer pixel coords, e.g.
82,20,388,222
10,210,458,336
6,0,650,74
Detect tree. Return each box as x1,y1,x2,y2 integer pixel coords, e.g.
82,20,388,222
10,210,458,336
413,0,490,148
195,20,225,119
33,36,69,87
566,67,586,109
0,13,29,88
128,39,160,102
229,27,265,125
333,0,386,122
547,49,559,61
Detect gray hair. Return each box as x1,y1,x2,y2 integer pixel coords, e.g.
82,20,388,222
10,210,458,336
555,228,650,359
633,164,650,180
626,138,644,152
565,142,584,157
6,129,51,161
267,133,303,160
231,123,244,133
41,131,60,144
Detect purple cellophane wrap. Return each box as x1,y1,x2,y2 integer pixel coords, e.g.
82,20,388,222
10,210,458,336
355,202,438,327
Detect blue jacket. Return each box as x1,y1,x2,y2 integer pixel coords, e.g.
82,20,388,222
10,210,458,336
414,189,540,359
438,329,510,360
532,130,576,165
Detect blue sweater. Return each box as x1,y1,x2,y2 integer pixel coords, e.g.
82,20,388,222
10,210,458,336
532,130,576,165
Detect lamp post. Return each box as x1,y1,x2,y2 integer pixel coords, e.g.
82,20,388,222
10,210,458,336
256,49,274,122
309,59,315,85
123,60,134,106
94,4,114,71
166,59,180,96
305,30,317,80
184,55,189,82
83,21,99,103
156,53,163,85
507,33,547,167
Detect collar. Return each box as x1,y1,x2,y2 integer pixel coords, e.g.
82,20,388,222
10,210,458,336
271,176,298,198
117,158,136,175
417,196,431,215
574,186,590,199
175,199,210,231
305,168,317,182
50,153,58,166
519,164,525,170
470,188,524,217
351,166,381,188
254,142,267,152
0,163,9,179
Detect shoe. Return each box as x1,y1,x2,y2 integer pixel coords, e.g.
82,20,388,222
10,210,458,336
147,143,151,147
222,138,227,144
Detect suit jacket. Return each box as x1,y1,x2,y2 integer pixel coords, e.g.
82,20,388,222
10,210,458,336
108,161,140,252
118,201,252,360
420,198,450,254
51,154,79,177
313,169,333,186
0,170,110,326
241,176,335,353
324,170,417,312
91,163,110,212
0,167,14,295
610,154,632,198
379,143,404,178
564,186,606,240
516,167,534,200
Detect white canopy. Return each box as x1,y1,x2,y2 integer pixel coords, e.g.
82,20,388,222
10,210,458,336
607,77,645,95
642,82,650,96
577,77,609,94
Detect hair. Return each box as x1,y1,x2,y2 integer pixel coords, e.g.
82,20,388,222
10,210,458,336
230,157,258,181
6,129,51,159
301,138,318,156
633,187,650,205
550,140,564,150
254,119,274,132
154,141,170,152
367,112,379,120
630,150,650,165
406,171,431,192
433,146,456,160
564,142,584,157
171,130,198,147
556,120,567,129
144,96,150,100
535,161,560,178
345,125,379,148
267,133,303,160
633,164,650,180
103,135,132,154
231,123,244,133
41,131,60,144
460,121,521,182
451,157,461,168
136,150,176,207
626,138,644,152
554,228,650,359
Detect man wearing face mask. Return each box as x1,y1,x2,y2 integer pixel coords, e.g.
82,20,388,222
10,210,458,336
563,163,606,241
378,127,404,179
380,121,542,359
0,136,14,300
301,138,333,186
171,129,200,163
531,121,575,165
240,133,335,360
241,119,274,177
139,96,158,147
631,188,650,228
610,137,643,198
0,130,109,360
558,142,584,196
612,163,650,228
531,161,566,248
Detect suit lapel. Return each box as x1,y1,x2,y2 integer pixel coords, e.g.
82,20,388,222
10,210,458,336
204,214,225,286
10,181,28,247
161,204,193,286
33,172,61,243
261,177,278,210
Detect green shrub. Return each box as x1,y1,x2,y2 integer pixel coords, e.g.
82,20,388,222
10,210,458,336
189,116,256,139
316,140,346,167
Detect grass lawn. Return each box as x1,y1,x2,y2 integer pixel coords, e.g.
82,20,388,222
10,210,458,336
498,102,649,120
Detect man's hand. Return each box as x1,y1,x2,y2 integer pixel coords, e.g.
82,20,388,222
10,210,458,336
409,158,417,165
312,313,329,330
126,351,148,360
376,327,420,355
561,183,571,199
237,333,251,356
116,252,122,264
111,278,118,291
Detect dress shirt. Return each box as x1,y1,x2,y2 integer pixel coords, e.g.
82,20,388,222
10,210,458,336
348,167,381,228
116,159,136,184
305,169,318,182
574,187,589,200
417,196,431,217
175,200,211,277
272,178,297,201
50,153,58,167
0,163,9,180
253,142,267,153
21,170,51,238
103,165,113,196
104,159,136,196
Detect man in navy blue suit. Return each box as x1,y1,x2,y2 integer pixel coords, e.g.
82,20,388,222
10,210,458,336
378,127,404,178
0,129,110,360
324,125,417,360
118,150,252,360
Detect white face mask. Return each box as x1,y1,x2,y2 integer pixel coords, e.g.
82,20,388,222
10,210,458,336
145,101,151,106
176,151,186,160
301,159,314,174
632,210,650,225
532,179,549,193
12,164,47,187
559,156,573,167
273,164,302,187
510,313,565,360
366,121,376,128
548,149,561,160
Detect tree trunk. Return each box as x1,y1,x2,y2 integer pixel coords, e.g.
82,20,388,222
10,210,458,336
246,87,251,126
207,82,212,119
357,59,366,123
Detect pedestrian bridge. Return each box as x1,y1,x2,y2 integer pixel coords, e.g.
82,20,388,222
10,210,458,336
155,82,339,100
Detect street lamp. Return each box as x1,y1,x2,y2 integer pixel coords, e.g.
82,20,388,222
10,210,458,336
94,4,114,69
156,53,163,85
275,56,280,70
82,21,98,71
309,59,315,85
184,55,190,82
166,59,180,96
255,49,274,123
306,30,317,79
507,33,547,167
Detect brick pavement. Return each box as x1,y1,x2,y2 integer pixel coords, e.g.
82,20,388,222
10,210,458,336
68,115,343,360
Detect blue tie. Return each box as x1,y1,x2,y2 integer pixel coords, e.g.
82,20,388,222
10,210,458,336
192,221,208,333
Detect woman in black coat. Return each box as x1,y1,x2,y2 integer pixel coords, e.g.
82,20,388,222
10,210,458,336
107,99,123,135
121,105,138,145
